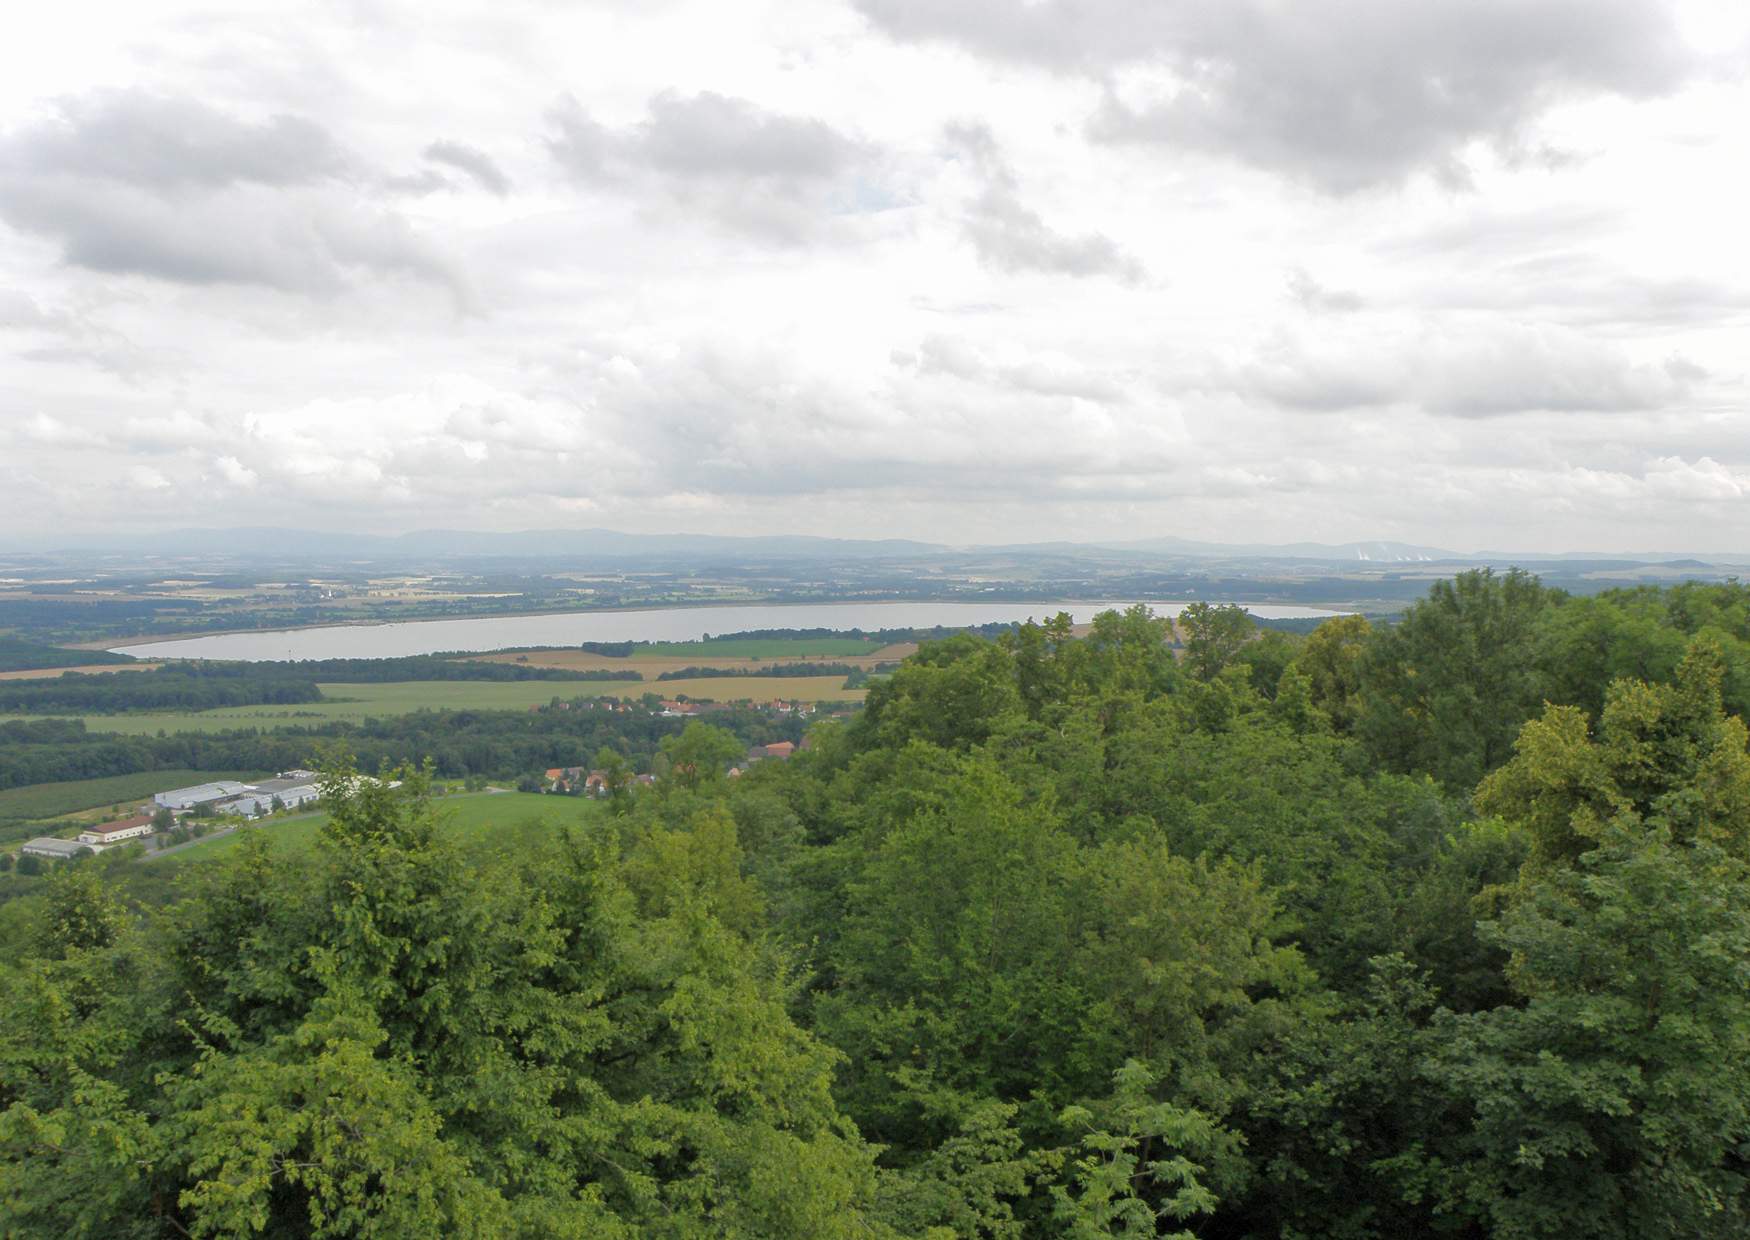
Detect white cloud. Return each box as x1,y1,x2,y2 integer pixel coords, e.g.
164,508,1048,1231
0,0,1746,554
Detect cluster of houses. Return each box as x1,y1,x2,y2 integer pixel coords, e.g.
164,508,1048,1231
528,698,821,719
18,770,321,861
544,738,806,794
657,699,816,718
543,767,658,794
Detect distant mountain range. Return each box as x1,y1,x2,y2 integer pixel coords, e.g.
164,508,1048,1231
54,526,942,561
14,526,1747,566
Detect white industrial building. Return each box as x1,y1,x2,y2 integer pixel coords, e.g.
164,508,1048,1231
155,780,252,811
215,771,321,818
21,837,91,860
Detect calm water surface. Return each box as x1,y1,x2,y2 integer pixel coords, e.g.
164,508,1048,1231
111,599,1342,662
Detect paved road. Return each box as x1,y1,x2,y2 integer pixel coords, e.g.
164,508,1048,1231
144,826,241,860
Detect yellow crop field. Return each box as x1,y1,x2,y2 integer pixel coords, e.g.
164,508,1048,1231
470,642,914,680
0,663,162,681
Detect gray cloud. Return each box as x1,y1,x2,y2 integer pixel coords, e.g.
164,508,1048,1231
0,291,161,376
1377,206,1622,261
637,90,860,182
1249,323,1702,417
3,89,351,189
1436,267,1750,329
909,333,1131,402
3,1,1746,553
859,0,1702,191
947,123,1143,282
546,96,613,179
547,91,879,243
423,139,511,195
1287,269,1364,314
0,91,457,296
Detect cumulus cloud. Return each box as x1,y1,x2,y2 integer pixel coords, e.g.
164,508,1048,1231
546,91,881,243
0,91,457,295
857,0,1704,191
211,454,259,488
4,89,352,189
945,123,1143,282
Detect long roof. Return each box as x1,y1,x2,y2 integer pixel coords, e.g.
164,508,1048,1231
22,837,85,855
85,814,153,836
251,775,318,796
159,780,250,801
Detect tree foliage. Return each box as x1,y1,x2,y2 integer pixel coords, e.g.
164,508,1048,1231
11,578,1750,1236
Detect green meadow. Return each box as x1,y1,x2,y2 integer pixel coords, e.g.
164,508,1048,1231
2,673,858,736
0,680,642,735
633,637,883,658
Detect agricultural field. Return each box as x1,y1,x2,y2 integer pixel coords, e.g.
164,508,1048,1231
1,673,863,736
0,662,162,681
634,675,865,703
0,679,638,735
474,639,914,679
162,791,599,862
637,637,901,658
0,769,262,824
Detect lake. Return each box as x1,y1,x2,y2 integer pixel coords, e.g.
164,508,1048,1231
110,599,1343,662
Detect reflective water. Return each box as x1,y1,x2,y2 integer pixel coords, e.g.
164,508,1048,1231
111,599,1342,662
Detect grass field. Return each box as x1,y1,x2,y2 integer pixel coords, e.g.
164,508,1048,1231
2,674,862,735
474,641,914,680
0,769,262,823
164,791,600,861
635,637,892,658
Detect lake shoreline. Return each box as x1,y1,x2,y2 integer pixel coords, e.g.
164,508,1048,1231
92,594,1358,655
107,598,1347,663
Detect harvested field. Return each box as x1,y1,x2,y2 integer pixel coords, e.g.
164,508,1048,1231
469,641,914,680
0,662,162,681
2,672,860,737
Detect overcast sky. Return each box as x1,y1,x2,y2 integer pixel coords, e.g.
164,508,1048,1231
3,0,1749,552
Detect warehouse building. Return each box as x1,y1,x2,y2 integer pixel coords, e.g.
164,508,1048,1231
155,781,252,811
21,837,91,860
217,771,321,818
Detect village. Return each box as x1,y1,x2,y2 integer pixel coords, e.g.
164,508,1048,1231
541,733,808,795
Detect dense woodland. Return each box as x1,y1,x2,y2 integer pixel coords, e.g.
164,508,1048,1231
7,571,1750,1235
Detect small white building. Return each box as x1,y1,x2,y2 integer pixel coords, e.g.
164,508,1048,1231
21,837,92,860
155,780,251,811
78,814,155,845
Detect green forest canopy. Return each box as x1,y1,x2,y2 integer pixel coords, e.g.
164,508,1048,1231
8,571,1750,1236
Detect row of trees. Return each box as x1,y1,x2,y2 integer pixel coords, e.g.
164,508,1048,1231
0,700,807,791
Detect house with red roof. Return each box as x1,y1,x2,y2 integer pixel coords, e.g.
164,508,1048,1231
77,814,156,846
